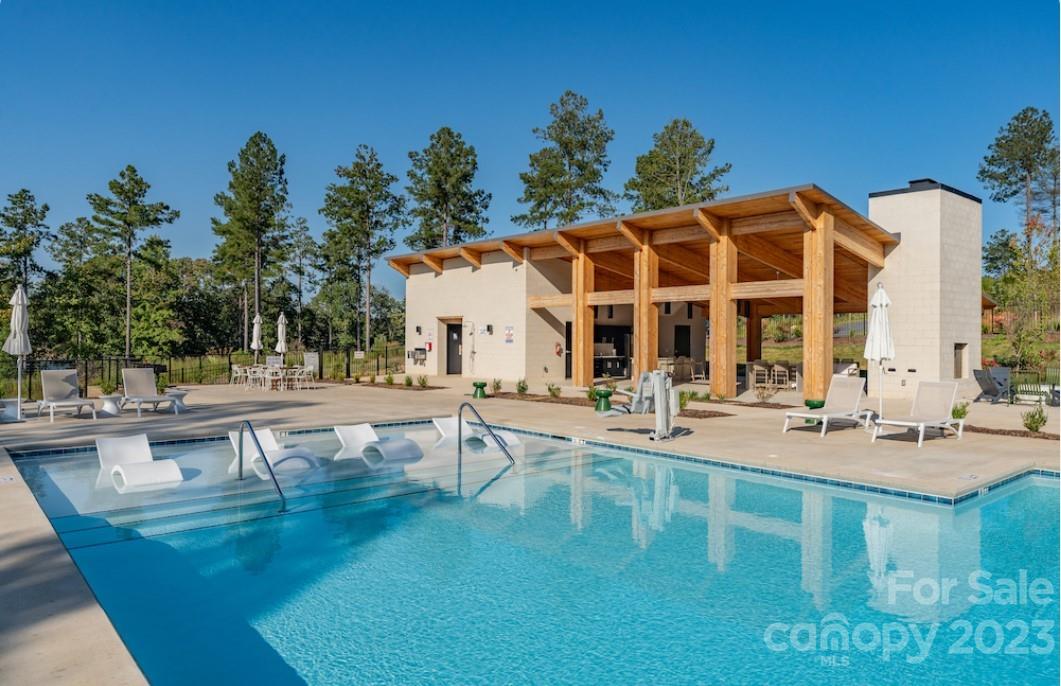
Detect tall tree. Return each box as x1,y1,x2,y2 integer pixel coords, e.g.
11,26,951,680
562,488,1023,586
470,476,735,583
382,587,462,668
287,217,318,343
513,90,615,229
320,145,405,351
0,188,51,292
212,132,290,329
405,127,491,249
624,118,732,211
87,165,179,357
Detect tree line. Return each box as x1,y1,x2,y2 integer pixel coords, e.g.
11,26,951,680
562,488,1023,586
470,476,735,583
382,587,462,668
978,106,1060,369
0,89,731,360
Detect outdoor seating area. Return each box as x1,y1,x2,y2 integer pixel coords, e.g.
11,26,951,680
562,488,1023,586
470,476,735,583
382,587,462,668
231,352,318,391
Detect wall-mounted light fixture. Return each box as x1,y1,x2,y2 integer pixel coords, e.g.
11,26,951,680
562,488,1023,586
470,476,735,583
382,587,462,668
415,325,422,335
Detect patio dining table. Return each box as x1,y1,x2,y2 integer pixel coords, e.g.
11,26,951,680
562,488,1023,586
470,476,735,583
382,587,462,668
247,364,307,391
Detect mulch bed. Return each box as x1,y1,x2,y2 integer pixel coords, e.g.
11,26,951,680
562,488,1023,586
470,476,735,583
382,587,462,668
360,382,445,391
688,399,797,410
964,424,1060,441
491,392,733,418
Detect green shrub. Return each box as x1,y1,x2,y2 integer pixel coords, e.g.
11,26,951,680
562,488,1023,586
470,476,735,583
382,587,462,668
951,401,969,420
678,390,694,411
754,386,777,403
100,378,118,396
417,375,428,388
404,375,413,387
547,383,561,399
156,375,168,393
384,373,394,385
368,374,376,384
605,378,617,391
515,378,528,394
491,378,502,394
585,386,598,401
1022,405,1047,433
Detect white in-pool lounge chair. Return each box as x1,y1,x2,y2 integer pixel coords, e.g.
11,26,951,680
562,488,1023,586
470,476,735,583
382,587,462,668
96,434,184,494
227,427,317,479
121,368,177,417
432,416,521,449
871,381,963,448
782,374,872,437
333,424,424,467
37,369,97,422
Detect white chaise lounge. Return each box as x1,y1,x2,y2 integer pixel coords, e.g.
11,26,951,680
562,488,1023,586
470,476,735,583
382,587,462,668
38,369,96,422
872,381,963,448
432,416,521,449
782,374,872,437
333,424,424,467
227,427,317,479
121,368,178,417
96,434,184,494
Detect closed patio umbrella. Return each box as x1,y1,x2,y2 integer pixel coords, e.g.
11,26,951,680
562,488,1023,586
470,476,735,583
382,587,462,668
275,312,288,364
3,285,32,421
864,283,894,419
250,313,263,363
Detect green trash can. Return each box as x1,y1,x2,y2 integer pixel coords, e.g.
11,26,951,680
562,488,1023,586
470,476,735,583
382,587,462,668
594,388,613,413
472,381,488,399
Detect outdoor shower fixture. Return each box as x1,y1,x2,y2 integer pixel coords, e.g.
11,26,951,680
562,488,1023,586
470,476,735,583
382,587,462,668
464,320,477,374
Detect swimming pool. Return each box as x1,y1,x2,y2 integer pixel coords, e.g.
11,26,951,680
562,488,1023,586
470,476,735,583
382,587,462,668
14,422,1060,685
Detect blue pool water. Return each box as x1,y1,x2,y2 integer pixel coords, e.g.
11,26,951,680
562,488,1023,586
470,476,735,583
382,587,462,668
16,425,1060,685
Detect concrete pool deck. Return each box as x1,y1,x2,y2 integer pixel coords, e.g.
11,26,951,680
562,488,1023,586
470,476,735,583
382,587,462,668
0,379,1057,684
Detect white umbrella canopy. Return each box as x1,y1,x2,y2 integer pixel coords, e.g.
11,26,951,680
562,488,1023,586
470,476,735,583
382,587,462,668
3,285,32,421
250,313,263,363
864,283,894,418
275,312,288,361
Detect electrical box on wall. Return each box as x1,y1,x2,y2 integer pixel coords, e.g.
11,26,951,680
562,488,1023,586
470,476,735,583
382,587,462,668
486,324,493,335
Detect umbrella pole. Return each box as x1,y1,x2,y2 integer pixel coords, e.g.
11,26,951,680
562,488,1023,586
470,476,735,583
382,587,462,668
878,362,884,419
16,356,23,421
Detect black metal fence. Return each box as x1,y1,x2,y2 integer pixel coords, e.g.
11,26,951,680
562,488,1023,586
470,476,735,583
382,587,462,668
0,344,407,398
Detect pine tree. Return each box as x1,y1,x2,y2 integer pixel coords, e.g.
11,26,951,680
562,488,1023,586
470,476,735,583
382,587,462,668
0,188,51,293
288,217,318,343
212,131,290,335
320,145,405,351
87,165,179,357
624,118,731,211
405,127,490,249
513,90,615,229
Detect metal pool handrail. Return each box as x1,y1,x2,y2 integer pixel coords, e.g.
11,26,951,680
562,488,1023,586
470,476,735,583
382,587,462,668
236,419,288,512
457,402,515,465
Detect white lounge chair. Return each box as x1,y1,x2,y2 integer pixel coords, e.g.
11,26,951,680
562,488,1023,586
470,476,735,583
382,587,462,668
872,381,963,448
783,374,872,437
432,416,521,449
96,434,184,494
121,368,178,417
227,427,317,479
37,369,97,423
333,424,424,467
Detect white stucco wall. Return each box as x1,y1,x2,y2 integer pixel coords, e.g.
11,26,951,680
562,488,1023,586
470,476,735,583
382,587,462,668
525,257,569,384
867,184,983,399
404,251,528,380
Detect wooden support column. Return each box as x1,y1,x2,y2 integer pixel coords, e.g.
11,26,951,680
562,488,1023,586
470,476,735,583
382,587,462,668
746,303,762,362
802,211,834,401
709,219,736,397
571,241,595,387
633,233,658,378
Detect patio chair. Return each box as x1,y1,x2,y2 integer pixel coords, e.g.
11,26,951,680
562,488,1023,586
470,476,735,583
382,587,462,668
783,374,872,437
230,364,248,386
227,427,318,480
37,369,97,423
432,416,521,449
872,381,962,448
691,361,707,382
772,363,791,388
749,360,771,387
333,424,424,467
1013,383,1049,405
973,369,1009,404
96,434,184,494
121,368,178,417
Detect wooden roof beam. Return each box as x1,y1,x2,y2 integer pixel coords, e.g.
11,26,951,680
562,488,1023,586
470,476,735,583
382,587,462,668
422,254,444,274
499,240,524,264
788,191,823,230
387,259,410,278
592,251,634,280
733,234,864,304
616,220,645,248
554,231,582,257
654,243,709,282
459,247,482,269
693,208,723,242
834,219,885,268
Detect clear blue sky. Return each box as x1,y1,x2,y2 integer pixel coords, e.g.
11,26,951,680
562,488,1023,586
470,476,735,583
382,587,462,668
1,0,1057,296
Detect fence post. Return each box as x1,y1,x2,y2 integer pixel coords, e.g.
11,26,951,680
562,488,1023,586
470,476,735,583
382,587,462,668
345,348,351,380
318,348,324,380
